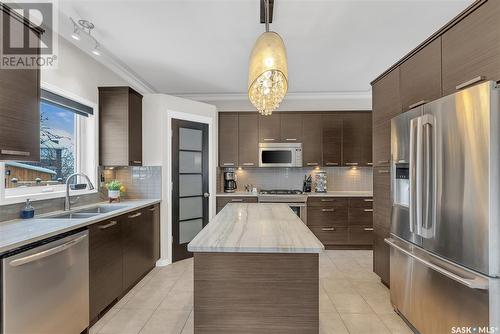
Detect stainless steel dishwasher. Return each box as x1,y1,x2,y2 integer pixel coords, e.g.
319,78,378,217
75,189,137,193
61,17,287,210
2,229,89,334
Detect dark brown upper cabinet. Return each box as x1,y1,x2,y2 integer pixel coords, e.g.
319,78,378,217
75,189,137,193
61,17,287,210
258,113,280,143
99,87,143,166
342,112,372,166
238,113,259,167
372,68,402,126
373,121,391,167
218,113,239,167
322,114,342,167
0,9,41,162
280,113,303,142
442,0,500,95
302,114,323,167
400,38,442,111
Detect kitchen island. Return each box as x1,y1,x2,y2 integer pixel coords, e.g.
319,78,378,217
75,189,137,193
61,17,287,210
188,203,324,334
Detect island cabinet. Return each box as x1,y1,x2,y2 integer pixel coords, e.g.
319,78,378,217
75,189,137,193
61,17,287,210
188,203,323,334
89,204,160,323
307,197,373,249
441,0,500,95
218,113,239,167
216,196,258,214
99,87,143,166
0,8,41,162
302,114,323,167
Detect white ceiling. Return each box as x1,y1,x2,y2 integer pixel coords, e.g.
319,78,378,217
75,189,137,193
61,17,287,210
58,0,473,109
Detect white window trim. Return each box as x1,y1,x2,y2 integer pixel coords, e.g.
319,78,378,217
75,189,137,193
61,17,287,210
0,83,99,205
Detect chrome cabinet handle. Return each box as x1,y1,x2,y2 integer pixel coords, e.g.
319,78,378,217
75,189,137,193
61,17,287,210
366,162,373,166
325,162,338,166
363,209,373,212
320,199,334,202
131,160,142,164
364,227,374,231
408,100,428,110
285,138,297,141
377,160,390,164
1,149,30,156
322,208,335,212
99,221,117,229
149,207,156,212
455,76,485,90
307,162,319,166
378,170,390,174
242,163,254,166
322,227,335,231
231,199,243,202
263,138,275,141
128,212,142,219
363,199,373,202
222,163,235,166
384,238,489,290
9,234,87,267
345,162,358,166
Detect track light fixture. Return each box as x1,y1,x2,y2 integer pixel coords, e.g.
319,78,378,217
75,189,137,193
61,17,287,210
70,18,102,56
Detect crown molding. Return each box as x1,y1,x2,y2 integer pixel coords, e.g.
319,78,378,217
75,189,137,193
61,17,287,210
174,91,372,111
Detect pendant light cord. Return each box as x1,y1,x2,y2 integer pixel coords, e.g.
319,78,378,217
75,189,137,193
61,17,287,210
265,0,269,32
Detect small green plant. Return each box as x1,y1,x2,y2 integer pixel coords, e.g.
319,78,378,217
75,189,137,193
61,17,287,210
106,180,122,191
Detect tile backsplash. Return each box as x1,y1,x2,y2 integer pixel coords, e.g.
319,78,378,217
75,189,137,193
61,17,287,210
219,167,372,192
99,166,162,199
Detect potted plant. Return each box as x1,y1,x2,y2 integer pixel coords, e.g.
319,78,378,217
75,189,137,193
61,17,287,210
106,180,123,203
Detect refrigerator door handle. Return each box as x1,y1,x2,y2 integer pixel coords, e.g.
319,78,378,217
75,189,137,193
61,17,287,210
409,117,420,234
421,115,435,238
385,238,489,290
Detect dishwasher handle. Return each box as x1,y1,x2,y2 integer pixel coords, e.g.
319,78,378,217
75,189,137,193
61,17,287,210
9,234,87,267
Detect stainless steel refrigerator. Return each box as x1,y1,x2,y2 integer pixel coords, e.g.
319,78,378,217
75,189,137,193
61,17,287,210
386,81,500,334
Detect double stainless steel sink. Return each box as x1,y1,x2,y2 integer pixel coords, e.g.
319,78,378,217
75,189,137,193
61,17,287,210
41,205,127,220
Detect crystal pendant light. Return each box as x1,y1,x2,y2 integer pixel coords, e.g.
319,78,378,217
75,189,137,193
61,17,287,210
248,0,288,116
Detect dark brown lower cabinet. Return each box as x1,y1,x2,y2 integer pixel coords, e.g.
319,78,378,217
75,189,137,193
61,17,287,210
307,197,373,249
373,225,390,286
89,218,123,321
89,204,160,323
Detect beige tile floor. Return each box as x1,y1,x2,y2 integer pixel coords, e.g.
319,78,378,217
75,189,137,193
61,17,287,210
91,250,413,334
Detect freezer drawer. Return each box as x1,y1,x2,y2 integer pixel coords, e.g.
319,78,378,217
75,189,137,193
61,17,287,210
386,237,498,334
2,230,89,334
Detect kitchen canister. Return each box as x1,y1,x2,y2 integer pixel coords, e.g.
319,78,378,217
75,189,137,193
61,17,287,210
315,170,327,193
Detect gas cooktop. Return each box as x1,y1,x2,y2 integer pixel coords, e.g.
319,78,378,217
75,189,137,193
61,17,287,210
259,189,303,195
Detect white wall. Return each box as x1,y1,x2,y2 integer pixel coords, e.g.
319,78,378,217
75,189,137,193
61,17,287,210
143,94,218,266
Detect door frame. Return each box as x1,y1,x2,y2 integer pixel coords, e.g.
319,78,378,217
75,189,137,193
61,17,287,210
171,119,209,261
163,110,216,265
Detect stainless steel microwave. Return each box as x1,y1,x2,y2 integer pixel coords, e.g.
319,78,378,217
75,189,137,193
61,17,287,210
258,143,303,167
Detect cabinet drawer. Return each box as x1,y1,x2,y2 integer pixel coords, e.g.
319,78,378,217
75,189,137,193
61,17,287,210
216,196,258,207
307,206,348,227
348,198,373,208
307,197,348,207
309,226,348,245
349,226,374,245
348,207,373,226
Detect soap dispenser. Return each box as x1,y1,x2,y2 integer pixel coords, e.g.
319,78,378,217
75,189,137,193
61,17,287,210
20,199,35,219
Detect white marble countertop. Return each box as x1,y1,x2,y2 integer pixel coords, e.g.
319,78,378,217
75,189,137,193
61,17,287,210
188,203,324,253
216,191,373,198
0,199,161,254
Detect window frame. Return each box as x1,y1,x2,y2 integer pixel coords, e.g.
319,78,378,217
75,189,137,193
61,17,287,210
0,84,98,205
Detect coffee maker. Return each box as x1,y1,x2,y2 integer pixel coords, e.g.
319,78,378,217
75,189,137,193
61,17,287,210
223,169,237,193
